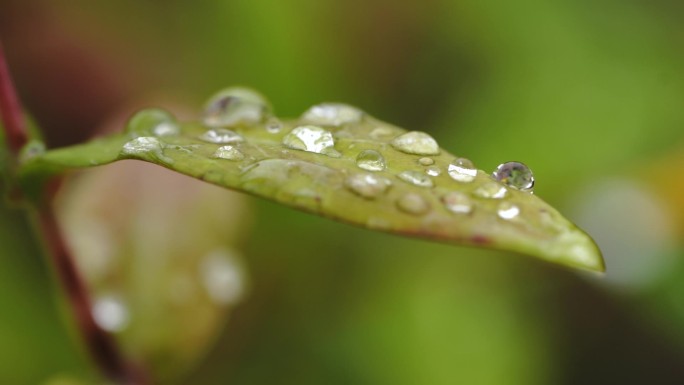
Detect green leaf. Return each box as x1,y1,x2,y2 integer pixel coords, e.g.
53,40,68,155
17,88,604,272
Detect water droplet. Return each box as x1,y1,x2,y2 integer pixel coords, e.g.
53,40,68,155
266,118,284,133
213,145,245,161
473,181,508,199
442,191,473,214
126,108,179,137
497,201,521,220
425,165,441,176
356,150,386,171
92,294,129,333
282,125,337,155
200,249,246,305
447,158,477,183
199,128,244,144
492,161,535,192
396,193,431,215
301,103,363,126
369,126,397,139
345,173,392,199
418,157,434,166
122,136,163,155
390,131,440,155
398,170,434,188
203,87,270,127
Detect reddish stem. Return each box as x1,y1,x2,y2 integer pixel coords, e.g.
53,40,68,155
0,41,27,154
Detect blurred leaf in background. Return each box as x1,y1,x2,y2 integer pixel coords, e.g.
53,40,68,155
1,0,683,384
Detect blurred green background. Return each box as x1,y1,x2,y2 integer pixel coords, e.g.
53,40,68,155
1,0,684,384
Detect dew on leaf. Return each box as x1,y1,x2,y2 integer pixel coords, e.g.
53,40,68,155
369,126,397,139
497,201,521,220
301,103,363,126
474,181,508,199
213,145,245,161
92,294,129,333
398,170,434,188
442,191,473,214
493,161,535,192
356,149,386,171
345,173,392,199
396,193,431,215
282,125,337,155
203,87,270,127
266,118,284,134
418,157,434,166
199,128,244,144
126,108,179,137
390,131,440,155
425,165,441,176
122,137,163,155
447,157,477,183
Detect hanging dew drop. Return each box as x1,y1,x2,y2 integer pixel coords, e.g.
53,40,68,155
398,170,434,188
447,158,477,183
301,103,363,126
425,166,441,176
199,128,245,144
203,87,271,127
390,131,440,155
200,249,246,306
473,181,508,199
492,161,535,192
396,193,431,215
126,108,179,137
356,150,386,171
213,145,245,161
282,125,337,155
345,173,392,199
497,201,521,220
442,191,473,214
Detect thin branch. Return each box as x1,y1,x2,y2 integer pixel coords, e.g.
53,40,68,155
37,183,148,384
0,41,28,154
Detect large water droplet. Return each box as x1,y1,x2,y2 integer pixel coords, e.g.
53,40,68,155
418,157,434,166
396,193,431,215
497,201,521,220
203,87,270,127
122,136,163,155
126,108,179,137
492,161,534,192
345,173,392,199
390,131,440,155
473,181,508,199
356,149,386,171
447,158,477,183
301,103,363,126
282,125,337,155
200,249,246,306
398,170,434,188
199,128,245,144
442,191,473,214
213,145,245,161
425,166,441,176
92,294,129,333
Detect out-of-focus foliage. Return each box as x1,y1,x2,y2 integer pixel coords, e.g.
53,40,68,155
1,0,683,384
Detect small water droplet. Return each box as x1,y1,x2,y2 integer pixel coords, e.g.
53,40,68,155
200,249,246,305
398,170,434,188
425,165,442,176
19,140,46,163
92,294,129,333
418,157,434,166
126,108,179,137
442,191,473,214
266,118,284,133
492,161,534,192
345,173,392,199
213,145,245,161
396,193,431,215
474,181,508,199
390,131,440,155
356,150,386,171
301,103,363,126
447,158,477,183
497,201,521,219
203,87,270,127
199,128,244,144
282,125,337,155
369,126,397,139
